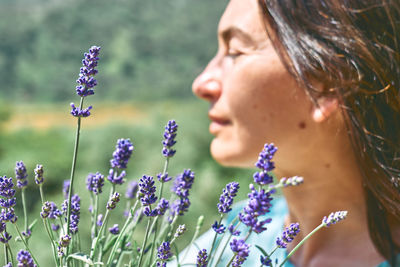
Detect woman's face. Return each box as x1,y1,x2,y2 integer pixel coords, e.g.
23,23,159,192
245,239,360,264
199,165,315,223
192,0,317,169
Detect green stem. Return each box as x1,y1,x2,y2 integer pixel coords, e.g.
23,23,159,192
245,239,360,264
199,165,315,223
106,214,133,265
182,215,204,261
279,224,324,267
39,185,46,203
90,209,110,260
21,188,28,235
14,223,40,266
93,194,99,237
137,218,152,266
67,97,84,239
42,218,59,266
4,243,8,265
214,220,241,266
207,215,223,266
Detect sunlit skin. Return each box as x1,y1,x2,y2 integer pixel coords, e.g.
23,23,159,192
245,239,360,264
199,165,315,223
192,0,386,266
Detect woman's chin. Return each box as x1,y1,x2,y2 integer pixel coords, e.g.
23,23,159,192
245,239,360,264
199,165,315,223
210,138,255,168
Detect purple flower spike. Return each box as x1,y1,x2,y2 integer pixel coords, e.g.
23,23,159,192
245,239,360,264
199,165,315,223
276,222,300,248
4,262,12,267
212,221,226,234
63,180,70,199
34,164,44,185
228,224,241,236
62,194,80,235
70,103,93,118
107,169,126,185
17,250,37,267
15,161,28,189
218,182,240,214
0,231,11,243
110,138,134,169
162,120,178,158
157,241,172,267
97,214,103,226
253,143,277,185
107,192,120,210
109,224,120,235
156,198,169,216
86,172,104,195
75,46,100,97
138,175,157,206
51,224,60,231
157,172,172,183
0,176,15,199
239,184,273,233
40,201,52,219
230,239,250,267
125,181,138,199
322,211,348,227
260,255,272,266
196,249,208,267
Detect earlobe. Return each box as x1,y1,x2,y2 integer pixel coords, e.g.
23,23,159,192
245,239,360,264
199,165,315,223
312,97,339,123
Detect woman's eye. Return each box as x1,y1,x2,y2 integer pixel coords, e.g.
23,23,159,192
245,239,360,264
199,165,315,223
227,50,243,59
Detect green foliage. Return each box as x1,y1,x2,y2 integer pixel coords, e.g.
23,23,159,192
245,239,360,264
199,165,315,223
0,0,228,102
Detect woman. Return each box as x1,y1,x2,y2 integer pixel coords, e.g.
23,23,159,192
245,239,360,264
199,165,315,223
190,0,400,266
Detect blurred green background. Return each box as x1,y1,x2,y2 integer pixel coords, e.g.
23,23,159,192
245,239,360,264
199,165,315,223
0,0,257,265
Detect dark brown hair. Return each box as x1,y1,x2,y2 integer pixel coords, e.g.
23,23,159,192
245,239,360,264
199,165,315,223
258,0,400,265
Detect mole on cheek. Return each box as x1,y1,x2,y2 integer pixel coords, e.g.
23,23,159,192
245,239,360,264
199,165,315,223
325,163,331,168
298,121,306,129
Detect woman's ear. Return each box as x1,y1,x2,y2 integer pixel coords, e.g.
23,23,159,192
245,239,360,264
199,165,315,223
312,97,339,123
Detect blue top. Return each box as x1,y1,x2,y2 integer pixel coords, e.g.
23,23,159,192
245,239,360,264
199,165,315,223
174,197,397,266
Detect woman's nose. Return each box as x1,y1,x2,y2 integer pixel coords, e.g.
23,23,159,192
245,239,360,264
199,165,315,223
192,61,222,102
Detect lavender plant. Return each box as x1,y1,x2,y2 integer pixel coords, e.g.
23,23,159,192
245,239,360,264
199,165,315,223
0,46,348,267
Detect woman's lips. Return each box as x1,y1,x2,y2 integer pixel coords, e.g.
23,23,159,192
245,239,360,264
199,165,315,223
209,114,230,134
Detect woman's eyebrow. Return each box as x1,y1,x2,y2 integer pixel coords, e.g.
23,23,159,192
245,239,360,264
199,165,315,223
220,26,254,45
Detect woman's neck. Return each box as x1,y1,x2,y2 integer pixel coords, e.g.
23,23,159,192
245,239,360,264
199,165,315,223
274,123,385,266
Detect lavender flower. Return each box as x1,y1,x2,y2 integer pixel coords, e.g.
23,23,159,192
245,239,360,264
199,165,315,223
22,229,32,237
276,222,300,248
230,239,250,267
40,201,52,219
170,169,195,216
157,172,172,183
0,231,11,243
110,138,134,169
51,224,60,231
253,143,277,185
107,169,126,185
212,221,226,234
217,182,239,214
86,172,104,195
59,234,71,247
238,184,273,233
260,255,272,266
174,224,186,238
107,192,120,210
75,45,101,97
109,224,120,235
125,180,138,199
4,262,12,267
62,180,70,199
34,164,44,185
196,249,208,267
322,211,348,227
15,161,28,189
63,194,80,234
228,224,241,236
70,103,92,118
155,198,169,216
138,175,157,206
0,176,17,223
162,120,178,158
157,242,172,261
16,250,36,267
97,214,103,226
